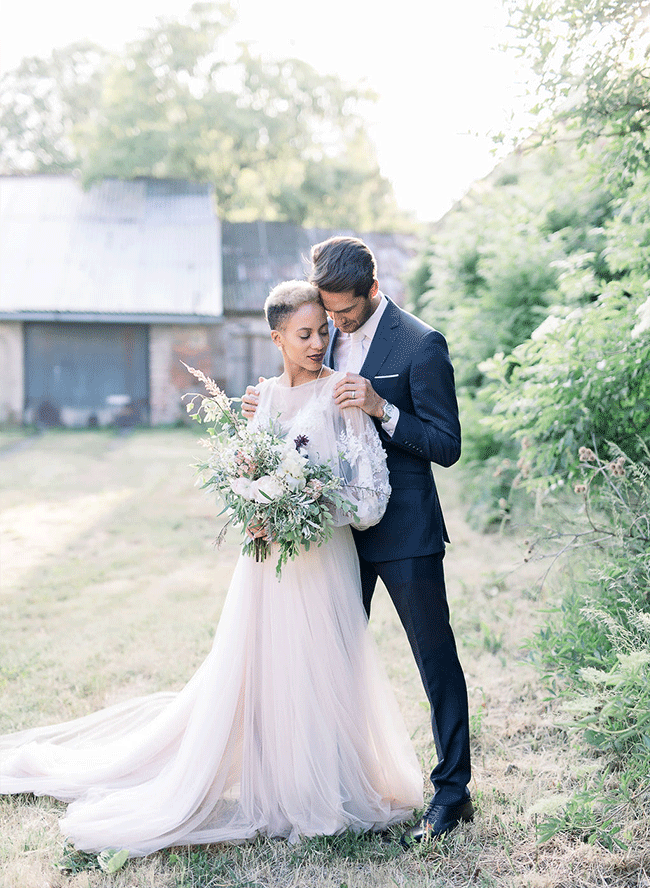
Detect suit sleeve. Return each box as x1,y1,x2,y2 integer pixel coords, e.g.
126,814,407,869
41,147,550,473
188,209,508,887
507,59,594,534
384,330,461,468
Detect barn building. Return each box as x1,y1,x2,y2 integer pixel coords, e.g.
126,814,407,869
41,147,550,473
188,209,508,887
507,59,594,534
0,175,416,427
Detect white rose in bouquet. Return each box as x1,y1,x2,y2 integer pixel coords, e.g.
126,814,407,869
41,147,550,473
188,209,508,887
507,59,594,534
230,477,255,500
252,474,286,503
283,474,307,491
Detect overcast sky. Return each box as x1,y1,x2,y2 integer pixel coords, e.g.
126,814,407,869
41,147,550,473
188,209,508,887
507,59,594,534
0,0,533,222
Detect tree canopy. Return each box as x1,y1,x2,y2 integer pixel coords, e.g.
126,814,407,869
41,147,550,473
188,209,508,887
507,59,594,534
407,0,650,525
505,0,650,182
0,2,403,229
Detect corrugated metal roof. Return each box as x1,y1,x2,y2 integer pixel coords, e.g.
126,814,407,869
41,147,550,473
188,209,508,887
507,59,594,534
221,221,417,314
0,175,222,316
221,221,310,312
0,310,223,324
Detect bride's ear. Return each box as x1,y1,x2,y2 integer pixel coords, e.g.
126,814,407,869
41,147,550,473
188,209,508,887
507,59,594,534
270,329,283,350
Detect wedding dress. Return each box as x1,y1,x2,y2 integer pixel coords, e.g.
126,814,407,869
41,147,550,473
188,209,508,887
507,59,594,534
0,371,423,857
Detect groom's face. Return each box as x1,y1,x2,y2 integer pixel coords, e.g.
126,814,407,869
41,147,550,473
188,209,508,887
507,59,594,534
319,289,375,334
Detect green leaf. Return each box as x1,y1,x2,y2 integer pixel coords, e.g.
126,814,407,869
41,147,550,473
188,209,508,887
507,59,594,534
97,848,129,872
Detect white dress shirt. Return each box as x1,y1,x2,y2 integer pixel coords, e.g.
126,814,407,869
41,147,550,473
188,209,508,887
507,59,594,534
332,293,400,437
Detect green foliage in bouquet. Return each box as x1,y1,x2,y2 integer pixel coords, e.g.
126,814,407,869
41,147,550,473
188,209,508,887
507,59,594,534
183,365,353,578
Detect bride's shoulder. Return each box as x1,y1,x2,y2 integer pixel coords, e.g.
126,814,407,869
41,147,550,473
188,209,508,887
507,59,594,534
256,376,281,393
321,369,345,387
249,377,280,414
315,369,343,401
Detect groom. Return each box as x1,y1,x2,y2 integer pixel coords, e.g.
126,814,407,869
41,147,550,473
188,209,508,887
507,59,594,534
244,236,473,842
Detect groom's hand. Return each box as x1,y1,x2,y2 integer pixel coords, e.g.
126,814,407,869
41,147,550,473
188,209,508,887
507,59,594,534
333,373,385,418
241,377,265,420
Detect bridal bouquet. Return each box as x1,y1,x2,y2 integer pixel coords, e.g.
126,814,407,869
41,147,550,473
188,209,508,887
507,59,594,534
183,364,353,577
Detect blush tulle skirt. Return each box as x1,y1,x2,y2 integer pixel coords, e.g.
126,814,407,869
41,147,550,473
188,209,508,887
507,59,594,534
0,526,423,856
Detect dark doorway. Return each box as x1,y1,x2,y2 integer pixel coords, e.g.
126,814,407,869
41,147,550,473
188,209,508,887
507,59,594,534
24,322,149,427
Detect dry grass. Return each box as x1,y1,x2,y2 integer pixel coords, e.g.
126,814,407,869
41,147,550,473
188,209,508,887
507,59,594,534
0,429,648,887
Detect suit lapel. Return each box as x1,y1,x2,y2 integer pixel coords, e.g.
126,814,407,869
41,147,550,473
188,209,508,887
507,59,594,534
325,321,338,369
360,296,401,380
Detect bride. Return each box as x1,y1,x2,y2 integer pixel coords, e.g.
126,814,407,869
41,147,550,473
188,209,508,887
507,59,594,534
0,282,423,857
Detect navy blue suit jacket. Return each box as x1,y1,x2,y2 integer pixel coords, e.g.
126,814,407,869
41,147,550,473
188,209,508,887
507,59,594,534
325,296,461,563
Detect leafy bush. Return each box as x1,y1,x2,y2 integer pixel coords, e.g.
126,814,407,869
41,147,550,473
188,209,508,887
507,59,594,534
532,441,650,695
528,445,650,846
407,139,626,527
477,160,650,495
480,290,650,491
412,141,615,397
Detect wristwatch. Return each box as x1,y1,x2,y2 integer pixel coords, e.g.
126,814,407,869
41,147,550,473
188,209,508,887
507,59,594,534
380,401,396,424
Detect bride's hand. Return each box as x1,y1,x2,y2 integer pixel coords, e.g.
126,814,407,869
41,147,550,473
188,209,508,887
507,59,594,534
246,520,270,541
241,378,265,419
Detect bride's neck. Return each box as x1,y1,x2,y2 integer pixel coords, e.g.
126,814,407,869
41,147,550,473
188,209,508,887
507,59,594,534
281,363,325,388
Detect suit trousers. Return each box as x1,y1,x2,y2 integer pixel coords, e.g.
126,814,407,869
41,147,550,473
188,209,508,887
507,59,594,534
358,551,471,806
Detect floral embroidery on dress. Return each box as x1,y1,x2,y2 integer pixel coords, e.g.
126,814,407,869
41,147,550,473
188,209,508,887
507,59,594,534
287,402,327,446
336,416,390,526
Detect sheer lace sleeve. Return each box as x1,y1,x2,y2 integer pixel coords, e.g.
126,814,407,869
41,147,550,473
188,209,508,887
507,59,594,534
331,406,391,530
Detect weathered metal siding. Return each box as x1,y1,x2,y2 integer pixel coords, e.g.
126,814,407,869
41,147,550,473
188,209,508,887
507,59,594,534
24,322,149,427
221,221,311,313
221,221,416,314
0,176,222,316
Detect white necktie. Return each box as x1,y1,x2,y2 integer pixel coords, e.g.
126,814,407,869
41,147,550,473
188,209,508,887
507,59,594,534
346,329,366,374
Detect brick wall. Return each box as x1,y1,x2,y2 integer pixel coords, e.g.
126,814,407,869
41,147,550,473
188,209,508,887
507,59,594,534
149,324,226,425
0,322,24,423
149,319,282,425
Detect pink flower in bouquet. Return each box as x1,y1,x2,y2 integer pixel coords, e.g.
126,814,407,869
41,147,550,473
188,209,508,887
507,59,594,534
306,479,324,500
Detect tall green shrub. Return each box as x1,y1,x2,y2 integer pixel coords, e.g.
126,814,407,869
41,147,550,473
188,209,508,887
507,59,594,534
529,445,650,847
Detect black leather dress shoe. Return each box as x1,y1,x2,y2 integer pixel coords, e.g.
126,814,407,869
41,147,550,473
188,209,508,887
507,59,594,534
400,797,474,848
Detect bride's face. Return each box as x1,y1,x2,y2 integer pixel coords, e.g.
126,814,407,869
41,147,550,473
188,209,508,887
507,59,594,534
272,302,330,378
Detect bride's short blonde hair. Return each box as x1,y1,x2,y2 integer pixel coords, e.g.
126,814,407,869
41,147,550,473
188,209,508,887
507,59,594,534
264,280,323,331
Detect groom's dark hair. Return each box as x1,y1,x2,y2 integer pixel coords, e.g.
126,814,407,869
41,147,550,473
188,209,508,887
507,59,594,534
309,236,377,299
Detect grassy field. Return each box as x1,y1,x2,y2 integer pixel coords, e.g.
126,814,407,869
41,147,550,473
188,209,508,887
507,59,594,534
0,429,647,887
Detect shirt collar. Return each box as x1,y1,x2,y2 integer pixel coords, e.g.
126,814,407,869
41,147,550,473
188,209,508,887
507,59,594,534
345,292,388,342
